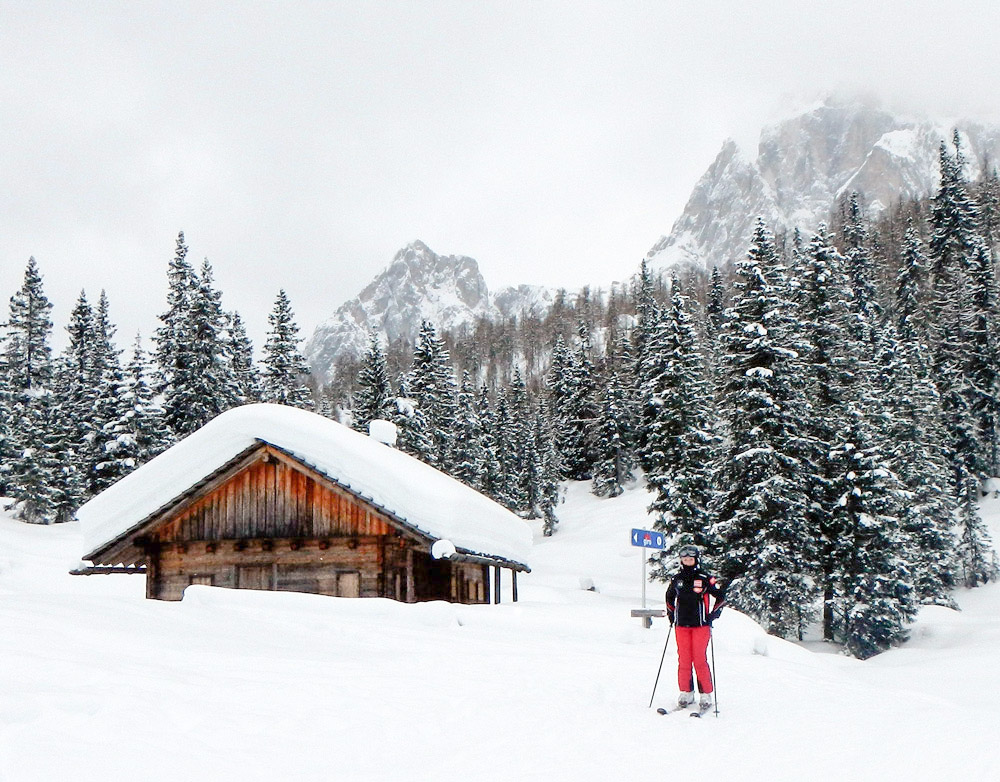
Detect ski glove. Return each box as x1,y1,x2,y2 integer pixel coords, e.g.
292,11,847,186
708,608,722,623
666,611,675,626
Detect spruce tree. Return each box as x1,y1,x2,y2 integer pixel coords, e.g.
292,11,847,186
532,399,563,536
647,277,718,578
829,401,917,659
352,330,394,433
155,233,202,435
895,219,931,345
228,311,261,405
88,291,126,494
590,368,636,498
886,336,959,606
261,289,313,409
391,374,436,465
451,371,486,491
5,257,54,392
407,321,458,471
104,336,170,480
711,220,819,639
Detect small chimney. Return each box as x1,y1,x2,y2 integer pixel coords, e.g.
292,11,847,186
368,419,398,447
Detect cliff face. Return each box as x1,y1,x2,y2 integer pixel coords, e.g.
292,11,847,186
646,100,1000,273
304,240,554,383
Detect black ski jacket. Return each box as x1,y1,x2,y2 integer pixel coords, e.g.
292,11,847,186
665,566,725,627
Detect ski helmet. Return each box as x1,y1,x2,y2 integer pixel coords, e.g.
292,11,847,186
677,545,699,560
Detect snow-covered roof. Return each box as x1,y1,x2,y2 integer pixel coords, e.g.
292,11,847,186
78,404,531,569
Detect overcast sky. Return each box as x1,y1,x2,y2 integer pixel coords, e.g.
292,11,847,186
4,1,1000,353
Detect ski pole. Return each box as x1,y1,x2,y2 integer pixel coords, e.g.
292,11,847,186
648,623,673,708
709,628,719,717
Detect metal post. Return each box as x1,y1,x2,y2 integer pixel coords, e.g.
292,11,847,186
710,629,719,717
648,623,673,708
641,549,647,609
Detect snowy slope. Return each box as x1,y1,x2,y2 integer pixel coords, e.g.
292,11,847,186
1,482,999,780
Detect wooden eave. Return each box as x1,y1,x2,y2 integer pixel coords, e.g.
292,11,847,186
84,439,530,573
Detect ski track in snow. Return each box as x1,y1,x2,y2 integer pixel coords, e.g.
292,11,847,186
1,483,998,781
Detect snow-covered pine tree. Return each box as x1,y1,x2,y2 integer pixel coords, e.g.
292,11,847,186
88,291,126,495
928,135,999,582
710,219,819,639
476,383,502,502
548,323,599,480
352,330,394,433
451,370,486,492
590,367,636,498
886,334,959,606
56,291,98,494
797,226,859,640
227,311,261,405
391,374,436,465
155,232,203,436
103,335,170,483
532,398,563,536
895,219,931,345
841,194,884,351
490,387,519,511
647,277,718,578
546,334,579,477
186,259,244,419
4,256,54,392
261,289,313,409
976,163,1000,253
632,259,662,468
829,400,917,659
6,395,60,523
407,320,458,471
964,238,1000,475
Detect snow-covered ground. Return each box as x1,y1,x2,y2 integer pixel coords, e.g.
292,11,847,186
1,481,998,781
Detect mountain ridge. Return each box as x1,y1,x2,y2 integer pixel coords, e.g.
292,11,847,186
646,98,1000,273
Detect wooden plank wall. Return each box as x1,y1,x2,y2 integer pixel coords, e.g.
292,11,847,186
156,457,395,543
143,453,494,605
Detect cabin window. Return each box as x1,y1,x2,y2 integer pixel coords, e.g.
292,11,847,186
189,574,214,586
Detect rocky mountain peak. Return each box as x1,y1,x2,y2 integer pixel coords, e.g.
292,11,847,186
304,241,554,383
646,98,1000,274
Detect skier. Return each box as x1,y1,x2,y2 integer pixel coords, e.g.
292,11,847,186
665,545,724,710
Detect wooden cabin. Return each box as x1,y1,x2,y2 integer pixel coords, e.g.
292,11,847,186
76,405,531,604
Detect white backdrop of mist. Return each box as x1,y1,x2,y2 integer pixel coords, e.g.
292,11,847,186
3,1,1000,355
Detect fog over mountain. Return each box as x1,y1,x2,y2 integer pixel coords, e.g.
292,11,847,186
645,98,1000,273
306,98,1000,382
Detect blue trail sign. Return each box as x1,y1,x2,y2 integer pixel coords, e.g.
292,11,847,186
631,528,665,550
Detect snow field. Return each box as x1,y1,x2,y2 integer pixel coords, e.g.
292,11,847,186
1,481,999,780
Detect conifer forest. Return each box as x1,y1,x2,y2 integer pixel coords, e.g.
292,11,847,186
3,133,999,658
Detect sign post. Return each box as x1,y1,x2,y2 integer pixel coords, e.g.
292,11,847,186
630,528,665,628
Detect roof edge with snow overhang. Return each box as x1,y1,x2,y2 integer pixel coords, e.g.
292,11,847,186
77,404,532,571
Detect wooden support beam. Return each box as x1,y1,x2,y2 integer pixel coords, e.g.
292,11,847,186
494,566,501,604
69,566,147,575
512,569,518,603
405,549,415,603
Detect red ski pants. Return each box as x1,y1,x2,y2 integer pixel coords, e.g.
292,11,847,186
675,625,713,693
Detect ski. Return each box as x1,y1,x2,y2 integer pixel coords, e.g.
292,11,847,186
655,705,691,715
689,704,714,718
